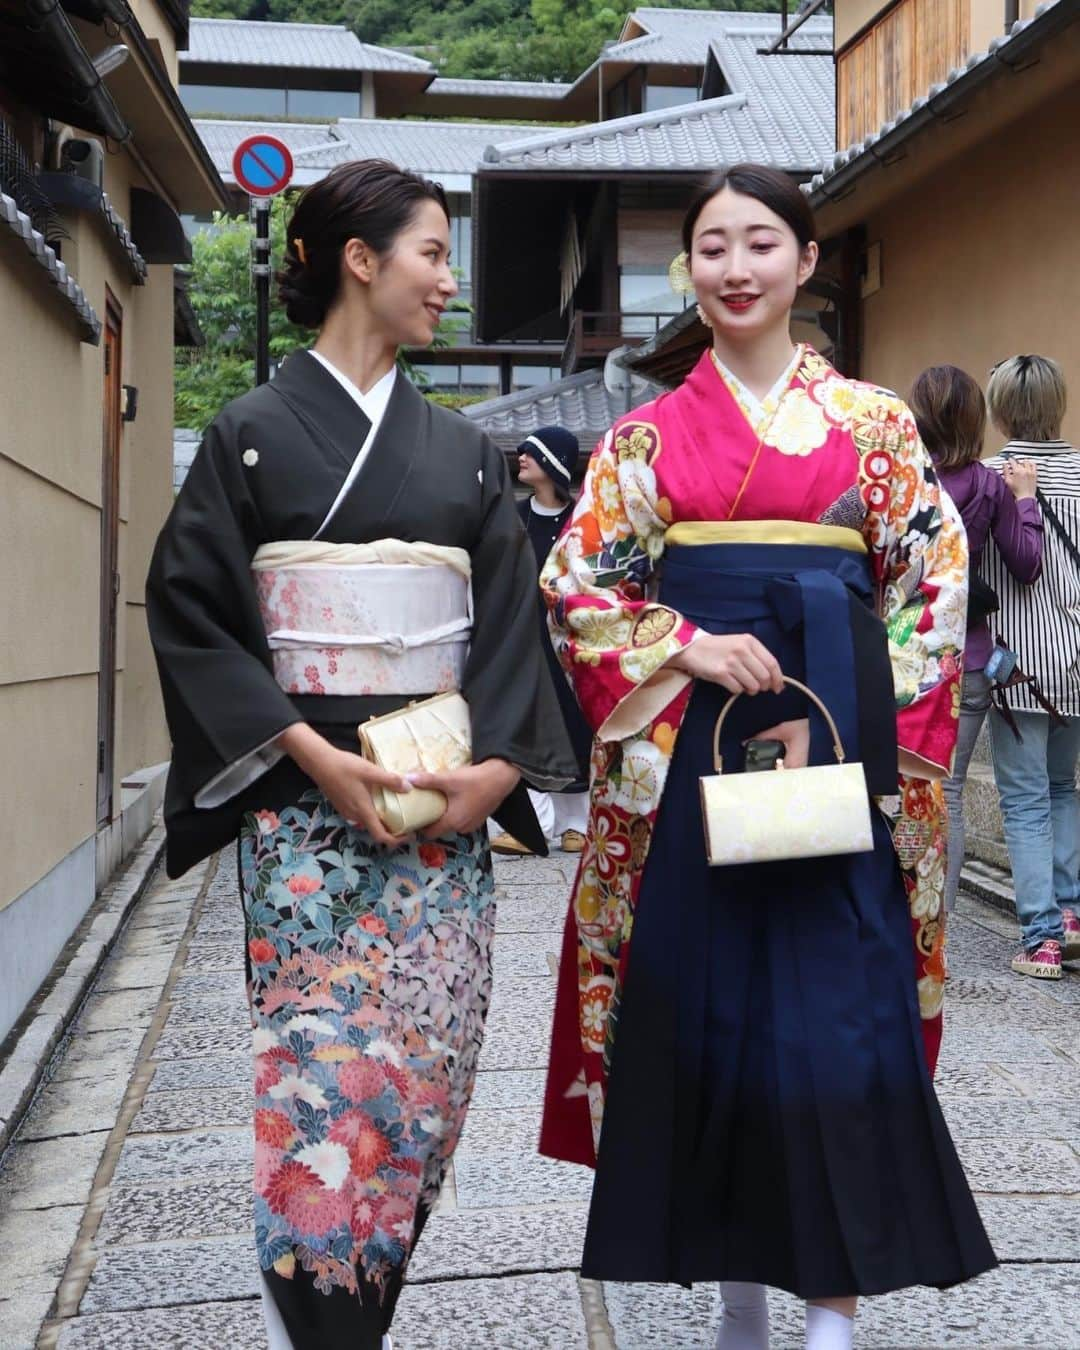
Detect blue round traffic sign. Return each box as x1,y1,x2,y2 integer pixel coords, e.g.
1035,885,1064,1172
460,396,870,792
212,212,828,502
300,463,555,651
232,134,294,198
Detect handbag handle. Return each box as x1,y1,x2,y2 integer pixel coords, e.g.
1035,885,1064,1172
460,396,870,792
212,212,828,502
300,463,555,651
712,676,847,773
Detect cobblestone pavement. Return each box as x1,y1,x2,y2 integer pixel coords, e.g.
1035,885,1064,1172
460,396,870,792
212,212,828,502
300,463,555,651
1,845,1077,1349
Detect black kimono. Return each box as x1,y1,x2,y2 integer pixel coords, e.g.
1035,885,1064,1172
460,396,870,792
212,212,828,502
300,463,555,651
146,352,576,1350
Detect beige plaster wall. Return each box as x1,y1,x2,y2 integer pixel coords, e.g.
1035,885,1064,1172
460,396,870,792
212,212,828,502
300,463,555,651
120,269,175,778
0,146,174,912
856,81,1080,452
0,677,98,910
834,0,888,51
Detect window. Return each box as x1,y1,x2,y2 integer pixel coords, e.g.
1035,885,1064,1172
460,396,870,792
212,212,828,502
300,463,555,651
460,364,500,395
511,365,562,391
445,194,473,298
643,84,698,113
179,84,287,117
287,89,362,118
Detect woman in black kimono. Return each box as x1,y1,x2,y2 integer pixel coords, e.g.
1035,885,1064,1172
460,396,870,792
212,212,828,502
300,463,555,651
146,159,575,1350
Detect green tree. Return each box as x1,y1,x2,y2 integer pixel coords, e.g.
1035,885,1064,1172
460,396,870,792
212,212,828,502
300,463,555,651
175,195,471,430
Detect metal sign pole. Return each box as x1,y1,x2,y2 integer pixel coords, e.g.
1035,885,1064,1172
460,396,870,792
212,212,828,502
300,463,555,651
252,196,271,386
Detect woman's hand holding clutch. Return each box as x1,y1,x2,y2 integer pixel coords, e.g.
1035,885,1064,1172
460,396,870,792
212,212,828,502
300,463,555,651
409,758,521,838
277,724,413,848
669,632,783,695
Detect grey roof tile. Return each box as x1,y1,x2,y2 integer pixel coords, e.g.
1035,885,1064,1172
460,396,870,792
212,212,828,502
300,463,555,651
182,18,432,73
482,86,827,174
194,118,539,183
193,120,338,178
0,189,101,342
462,368,658,450
606,6,831,69
426,77,571,99
325,119,540,175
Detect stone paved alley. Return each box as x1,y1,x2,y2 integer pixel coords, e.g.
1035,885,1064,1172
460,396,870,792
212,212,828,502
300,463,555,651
1,835,1078,1349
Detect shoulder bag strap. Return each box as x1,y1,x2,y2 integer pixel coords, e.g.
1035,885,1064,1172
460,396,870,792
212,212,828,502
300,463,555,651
1036,488,1080,573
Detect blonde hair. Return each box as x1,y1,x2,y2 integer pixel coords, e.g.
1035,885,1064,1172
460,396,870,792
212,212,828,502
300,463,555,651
908,365,986,471
987,354,1066,441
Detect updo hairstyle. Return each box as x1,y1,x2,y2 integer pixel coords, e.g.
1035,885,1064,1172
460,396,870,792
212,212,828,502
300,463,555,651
277,159,449,328
681,163,816,255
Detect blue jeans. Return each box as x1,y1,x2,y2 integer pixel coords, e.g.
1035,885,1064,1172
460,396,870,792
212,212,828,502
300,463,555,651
941,670,993,913
989,706,1080,948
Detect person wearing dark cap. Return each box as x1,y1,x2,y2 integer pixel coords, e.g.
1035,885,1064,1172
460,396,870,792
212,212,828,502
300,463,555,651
491,426,593,856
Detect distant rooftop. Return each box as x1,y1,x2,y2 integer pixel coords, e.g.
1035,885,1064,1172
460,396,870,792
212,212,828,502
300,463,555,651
182,18,433,73
426,77,572,99
462,367,659,453
195,118,537,190
607,6,831,70
482,85,829,175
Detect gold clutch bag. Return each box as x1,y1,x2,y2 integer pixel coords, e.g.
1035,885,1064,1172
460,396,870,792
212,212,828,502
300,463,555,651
357,691,472,835
699,677,874,867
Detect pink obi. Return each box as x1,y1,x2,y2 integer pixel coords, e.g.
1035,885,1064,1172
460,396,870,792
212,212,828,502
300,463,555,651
250,539,472,697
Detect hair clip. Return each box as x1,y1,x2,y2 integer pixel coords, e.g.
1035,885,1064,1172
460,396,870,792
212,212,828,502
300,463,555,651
294,237,307,265
668,250,694,296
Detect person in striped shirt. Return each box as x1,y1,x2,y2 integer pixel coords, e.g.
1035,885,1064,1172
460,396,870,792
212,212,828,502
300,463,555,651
981,354,1080,979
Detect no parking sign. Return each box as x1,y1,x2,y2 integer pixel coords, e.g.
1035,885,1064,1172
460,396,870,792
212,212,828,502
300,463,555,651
232,134,294,198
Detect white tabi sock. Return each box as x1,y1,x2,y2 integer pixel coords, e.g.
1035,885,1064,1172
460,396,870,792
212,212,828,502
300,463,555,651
805,1303,854,1350
716,1281,769,1350
381,1336,393,1350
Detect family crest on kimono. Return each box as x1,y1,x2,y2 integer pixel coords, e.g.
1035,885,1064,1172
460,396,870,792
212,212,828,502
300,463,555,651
147,159,575,1350
538,164,996,1349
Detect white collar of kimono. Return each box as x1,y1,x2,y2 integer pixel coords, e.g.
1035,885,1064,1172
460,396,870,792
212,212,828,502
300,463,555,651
710,344,803,434
307,350,397,538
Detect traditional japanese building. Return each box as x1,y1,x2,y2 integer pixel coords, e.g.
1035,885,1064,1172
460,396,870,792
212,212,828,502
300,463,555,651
0,0,228,1041
807,0,1080,446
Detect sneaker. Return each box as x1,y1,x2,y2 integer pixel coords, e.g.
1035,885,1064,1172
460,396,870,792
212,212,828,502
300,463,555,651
490,831,534,857
1061,908,1080,961
1010,939,1062,980
560,829,586,854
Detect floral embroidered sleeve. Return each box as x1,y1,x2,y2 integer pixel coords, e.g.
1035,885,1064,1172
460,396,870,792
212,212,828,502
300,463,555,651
539,421,702,743
861,397,967,779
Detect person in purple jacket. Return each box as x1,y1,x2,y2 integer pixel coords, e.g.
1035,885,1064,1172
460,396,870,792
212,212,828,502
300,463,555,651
909,364,1043,914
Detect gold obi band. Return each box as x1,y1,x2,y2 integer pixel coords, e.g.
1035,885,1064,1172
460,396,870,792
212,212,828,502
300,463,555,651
250,538,473,697
665,520,867,555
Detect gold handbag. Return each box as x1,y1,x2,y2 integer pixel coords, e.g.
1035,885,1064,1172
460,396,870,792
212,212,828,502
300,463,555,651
357,691,471,835
699,677,874,866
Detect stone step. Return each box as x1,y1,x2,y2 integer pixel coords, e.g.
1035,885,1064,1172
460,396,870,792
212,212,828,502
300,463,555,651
959,858,1018,920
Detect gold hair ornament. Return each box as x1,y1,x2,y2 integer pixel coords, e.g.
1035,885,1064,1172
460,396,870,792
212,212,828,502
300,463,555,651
668,250,694,296
294,237,307,265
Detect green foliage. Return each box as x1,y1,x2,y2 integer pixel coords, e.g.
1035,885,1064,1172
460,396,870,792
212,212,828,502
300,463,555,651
175,195,310,431
191,0,786,83
175,195,471,431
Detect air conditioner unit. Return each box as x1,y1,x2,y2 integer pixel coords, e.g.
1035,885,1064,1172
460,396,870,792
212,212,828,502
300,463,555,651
60,138,105,189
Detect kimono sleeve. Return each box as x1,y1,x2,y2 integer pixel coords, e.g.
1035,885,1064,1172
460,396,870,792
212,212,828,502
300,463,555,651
462,436,578,790
540,427,702,743
865,400,968,779
146,420,302,809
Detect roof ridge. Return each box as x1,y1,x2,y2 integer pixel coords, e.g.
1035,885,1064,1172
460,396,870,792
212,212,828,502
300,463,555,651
484,90,748,162
336,116,539,134
190,16,353,30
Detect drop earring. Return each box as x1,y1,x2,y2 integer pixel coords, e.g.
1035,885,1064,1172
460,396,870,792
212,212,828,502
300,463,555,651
696,303,713,330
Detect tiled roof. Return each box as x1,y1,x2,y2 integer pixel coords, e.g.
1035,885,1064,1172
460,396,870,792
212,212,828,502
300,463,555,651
482,89,825,173
462,368,658,451
426,77,571,99
483,8,834,175
195,118,538,184
314,119,537,175
806,0,1070,206
182,18,433,73
708,23,834,166
0,190,100,343
194,120,339,179
609,6,831,69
